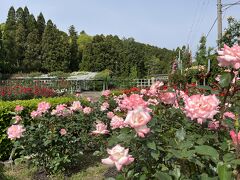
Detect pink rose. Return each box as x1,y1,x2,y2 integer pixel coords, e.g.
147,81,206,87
31,110,42,119
92,121,109,135
135,125,150,138
7,124,25,140
110,115,125,129
215,75,221,82
124,107,151,137
107,111,115,119
147,98,159,106
148,81,164,96
159,92,176,105
100,102,110,111
87,97,92,102
140,89,147,95
208,120,220,130
119,94,148,110
102,90,111,97
15,105,24,112
13,115,22,123
51,104,72,117
184,94,220,124
125,107,151,128
230,130,240,145
70,101,83,111
60,128,67,136
83,107,92,114
102,144,134,171
37,102,51,114
217,44,240,69
75,93,81,97
224,112,236,120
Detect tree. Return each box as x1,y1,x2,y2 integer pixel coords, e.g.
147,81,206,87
23,29,41,72
26,14,37,35
41,20,70,72
68,25,79,71
3,6,16,73
220,17,240,47
195,35,207,66
0,25,4,72
36,12,45,41
15,23,26,70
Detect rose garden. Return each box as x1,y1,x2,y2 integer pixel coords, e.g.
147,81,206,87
0,44,239,179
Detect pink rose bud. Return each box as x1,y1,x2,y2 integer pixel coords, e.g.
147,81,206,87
15,105,24,112
60,128,67,136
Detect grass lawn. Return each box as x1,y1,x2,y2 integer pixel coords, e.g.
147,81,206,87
1,154,118,180
3,163,109,180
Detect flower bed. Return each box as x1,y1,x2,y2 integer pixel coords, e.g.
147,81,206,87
0,85,57,101
2,44,240,178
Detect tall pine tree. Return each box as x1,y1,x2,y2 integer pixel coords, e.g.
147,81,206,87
0,25,4,73
3,6,17,73
36,12,45,41
41,20,70,72
196,35,207,66
23,29,41,72
68,25,79,71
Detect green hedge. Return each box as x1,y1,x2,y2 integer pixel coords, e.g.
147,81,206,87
0,96,76,161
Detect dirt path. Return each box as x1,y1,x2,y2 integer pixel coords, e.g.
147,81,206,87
80,91,102,101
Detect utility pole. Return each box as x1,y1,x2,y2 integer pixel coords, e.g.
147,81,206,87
217,0,222,49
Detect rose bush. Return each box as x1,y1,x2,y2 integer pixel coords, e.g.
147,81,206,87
5,43,240,178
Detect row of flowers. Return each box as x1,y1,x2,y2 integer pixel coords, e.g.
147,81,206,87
0,85,57,101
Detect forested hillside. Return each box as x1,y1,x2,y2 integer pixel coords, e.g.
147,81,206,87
0,6,176,77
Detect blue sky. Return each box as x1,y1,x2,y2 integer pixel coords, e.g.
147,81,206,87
1,0,240,54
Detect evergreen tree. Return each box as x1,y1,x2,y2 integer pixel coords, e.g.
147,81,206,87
37,12,45,40
41,20,70,72
195,35,207,66
3,6,16,73
26,14,37,34
23,29,41,72
68,25,79,71
15,23,26,70
16,8,25,25
0,26,4,72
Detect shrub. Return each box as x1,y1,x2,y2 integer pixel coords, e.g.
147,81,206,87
0,97,76,161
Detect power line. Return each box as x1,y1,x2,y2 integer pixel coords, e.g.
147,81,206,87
188,0,209,48
206,17,218,38
186,0,203,45
222,0,240,8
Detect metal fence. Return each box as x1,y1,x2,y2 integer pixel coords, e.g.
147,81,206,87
0,74,169,93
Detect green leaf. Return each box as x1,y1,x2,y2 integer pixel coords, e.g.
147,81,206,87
200,173,218,180
230,159,240,165
195,145,219,160
181,150,195,158
197,85,212,91
217,163,232,180
127,169,134,178
175,127,186,142
219,72,232,88
151,152,160,160
140,174,147,180
223,153,235,163
147,141,156,150
154,172,172,180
